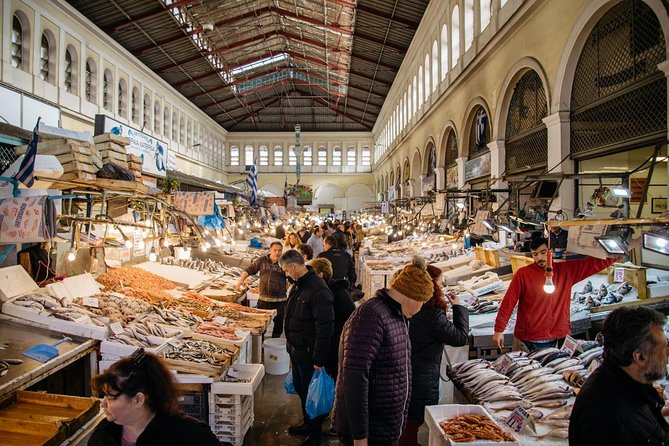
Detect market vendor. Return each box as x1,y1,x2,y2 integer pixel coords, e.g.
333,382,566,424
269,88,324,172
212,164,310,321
236,241,287,338
569,307,669,445
492,237,618,352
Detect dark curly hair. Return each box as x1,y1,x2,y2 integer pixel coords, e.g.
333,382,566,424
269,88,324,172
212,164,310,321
425,264,448,311
602,307,666,367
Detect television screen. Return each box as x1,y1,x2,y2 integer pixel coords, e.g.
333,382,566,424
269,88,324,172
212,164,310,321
534,181,559,199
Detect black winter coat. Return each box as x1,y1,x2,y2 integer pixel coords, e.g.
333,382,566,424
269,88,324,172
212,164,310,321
334,289,411,442
569,360,669,446
88,413,220,446
325,279,356,380
318,249,356,285
245,255,287,301
284,269,335,367
408,304,469,419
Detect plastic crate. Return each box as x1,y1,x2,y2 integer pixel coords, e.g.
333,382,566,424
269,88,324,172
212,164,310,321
209,395,253,424
209,393,253,414
211,410,253,435
212,413,254,446
178,391,209,423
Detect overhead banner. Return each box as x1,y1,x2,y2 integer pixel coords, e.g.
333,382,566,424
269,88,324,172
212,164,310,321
94,115,168,177
464,152,491,182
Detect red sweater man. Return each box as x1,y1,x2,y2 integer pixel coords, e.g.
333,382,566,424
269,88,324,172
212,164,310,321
493,238,618,351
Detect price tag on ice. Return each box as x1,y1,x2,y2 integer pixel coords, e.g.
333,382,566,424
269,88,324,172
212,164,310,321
109,322,125,335
613,267,625,283
496,354,515,375
83,297,99,308
561,335,579,357
214,316,228,325
504,405,533,433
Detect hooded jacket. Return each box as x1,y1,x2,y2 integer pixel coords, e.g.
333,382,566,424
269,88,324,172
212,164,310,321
334,288,412,442
284,269,335,367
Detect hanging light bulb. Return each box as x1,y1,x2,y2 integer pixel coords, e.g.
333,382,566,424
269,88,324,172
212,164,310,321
125,239,133,249
138,240,145,250
439,236,445,242
543,250,555,294
67,247,76,262
201,244,208,252
162,238,169,248
149,249,157,262
204,241,211,249
222,234,229,241
204,229,210,235
215,238,222,247
451,242,458,249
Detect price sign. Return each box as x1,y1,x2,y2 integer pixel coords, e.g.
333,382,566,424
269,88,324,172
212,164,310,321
496,354,515,375
504,406,532,433
561,335,579,357
613,267,625,283
110,322,125,335
83,297,99,308
214,316,228,325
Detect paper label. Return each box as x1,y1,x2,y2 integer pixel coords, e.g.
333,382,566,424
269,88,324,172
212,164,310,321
497,354,515,375
561,335,579,357
110,322,125,335
504,406,532,433
227,368,242,379
83,297,99,308
613,267,625,283
214,316,227,325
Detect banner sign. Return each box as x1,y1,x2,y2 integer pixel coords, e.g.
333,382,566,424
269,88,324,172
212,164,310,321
464,152,491,182
95,114,168,177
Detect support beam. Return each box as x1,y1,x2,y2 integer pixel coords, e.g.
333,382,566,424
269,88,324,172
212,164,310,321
103,0,201,34
355,5,419,30
353,30,409,54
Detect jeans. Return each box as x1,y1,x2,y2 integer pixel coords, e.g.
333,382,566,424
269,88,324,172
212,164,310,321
291,357,326,439
520,338,565,352
258,299,286,338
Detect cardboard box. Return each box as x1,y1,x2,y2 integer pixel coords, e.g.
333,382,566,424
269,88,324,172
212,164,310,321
93,133,130,146
608,263,647,299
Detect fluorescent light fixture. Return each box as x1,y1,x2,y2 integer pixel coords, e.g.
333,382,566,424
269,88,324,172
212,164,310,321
482,219,495,231
643,232,669,255
612,187,631,198
498,223,516,234
230,53,288,77
595,235,628,255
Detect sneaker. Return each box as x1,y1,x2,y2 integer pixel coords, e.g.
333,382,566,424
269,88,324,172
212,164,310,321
288,422,310,436
327,427,337,437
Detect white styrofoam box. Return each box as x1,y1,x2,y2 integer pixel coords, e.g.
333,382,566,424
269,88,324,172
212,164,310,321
173,374,215,384
0,265,39,301
425,404,519,446
2,154,63,189
2,296,109,340
61,273,101,298
135,262,214,290
210,363,265,395
98,360,115,373
100,334,173,358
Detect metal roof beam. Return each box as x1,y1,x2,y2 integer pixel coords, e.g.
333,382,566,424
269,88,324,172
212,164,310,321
350,53,399,72
353,30,409,54
355,5,419,30
349,69,391,87
103,0,200,34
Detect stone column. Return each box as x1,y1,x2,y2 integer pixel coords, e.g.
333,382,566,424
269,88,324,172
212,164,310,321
435,167,445,191
456,157,467,189
543,111,574,216
487,139,507,211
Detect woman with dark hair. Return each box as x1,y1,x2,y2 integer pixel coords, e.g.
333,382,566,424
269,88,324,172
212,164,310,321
88,349,219,446
398,264,470,446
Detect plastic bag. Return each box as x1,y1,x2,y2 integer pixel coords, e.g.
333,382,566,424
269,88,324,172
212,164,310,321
96,162,135,181
284,371,297,395
305,369,335,419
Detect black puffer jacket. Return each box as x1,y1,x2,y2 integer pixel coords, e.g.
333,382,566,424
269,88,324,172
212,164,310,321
284,269,335,367
334,289,411,442
408,304,469,419
569,360,669,446
325,279,356,380
318,249,356,285
244,255,287,301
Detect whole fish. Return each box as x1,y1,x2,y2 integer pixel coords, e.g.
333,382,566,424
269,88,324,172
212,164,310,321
533,399,569,409
540,351,570,366
534,428,569,439
528,347,561,361
544,404,573,420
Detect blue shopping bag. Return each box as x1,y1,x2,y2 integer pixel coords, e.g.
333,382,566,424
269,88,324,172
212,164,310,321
284,371,297,395
305,369,335,419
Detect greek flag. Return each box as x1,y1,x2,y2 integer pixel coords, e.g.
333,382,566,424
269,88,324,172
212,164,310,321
475,108,487,148
15,117,41,188
430,145,437,173
246,158,258,206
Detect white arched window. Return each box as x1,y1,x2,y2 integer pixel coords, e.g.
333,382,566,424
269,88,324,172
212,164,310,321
441,24,449,80
11,14,27,70
403,92,407,128
85,59,96,103
244,145,254,165
179,117,185,145
424,54,430,102
143,94,151,130
431,41,438,92
288,146,297,166
172,112,178,141
154,101,160,133
480,0,492,30
464,0,474,50
318,147,327,165
418,66,424,107
163,106,169,136
131,87,139,123
361,147,371,166
103,69,112,111
412,76,417,116
332,147,342,166
274,146,283,166
230,146,239,166
186,120,191,147
451,6,460,68
347,147,356,166
118,79,127,116
64,46,78,93
259,145,269,166
39,33,50,82
303,146,312,166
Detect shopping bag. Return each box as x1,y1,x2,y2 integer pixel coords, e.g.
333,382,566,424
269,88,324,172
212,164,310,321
284,371,297,395
305,369,335,419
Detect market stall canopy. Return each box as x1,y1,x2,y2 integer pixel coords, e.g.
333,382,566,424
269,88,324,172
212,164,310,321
65,0,428,132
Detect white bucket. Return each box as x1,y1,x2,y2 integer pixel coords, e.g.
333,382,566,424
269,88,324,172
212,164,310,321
263,338,290,375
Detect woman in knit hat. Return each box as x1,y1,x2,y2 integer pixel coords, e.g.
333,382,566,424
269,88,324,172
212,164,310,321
334,257,433,446
399,264,469,446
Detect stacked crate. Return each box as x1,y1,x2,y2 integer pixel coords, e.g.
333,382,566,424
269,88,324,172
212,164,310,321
127,154,143,180
14,138,102,181
93,133,129,169
208,393,254,446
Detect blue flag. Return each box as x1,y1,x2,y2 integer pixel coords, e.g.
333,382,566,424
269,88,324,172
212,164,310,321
15,117,41,187
246,158,258,206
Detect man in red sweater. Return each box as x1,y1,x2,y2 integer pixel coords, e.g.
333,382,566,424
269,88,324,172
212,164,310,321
492,237,618,351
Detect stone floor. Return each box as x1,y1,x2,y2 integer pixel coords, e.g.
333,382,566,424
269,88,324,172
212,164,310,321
242,371,430,446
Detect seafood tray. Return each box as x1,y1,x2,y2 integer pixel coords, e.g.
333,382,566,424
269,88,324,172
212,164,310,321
425,404,519,446
161,335,240,379
191,323,251,364
210,363,265,395
100,331,179,359
0,390,99,446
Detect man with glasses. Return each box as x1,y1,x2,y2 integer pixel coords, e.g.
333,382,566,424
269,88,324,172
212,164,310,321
492,237,618,352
